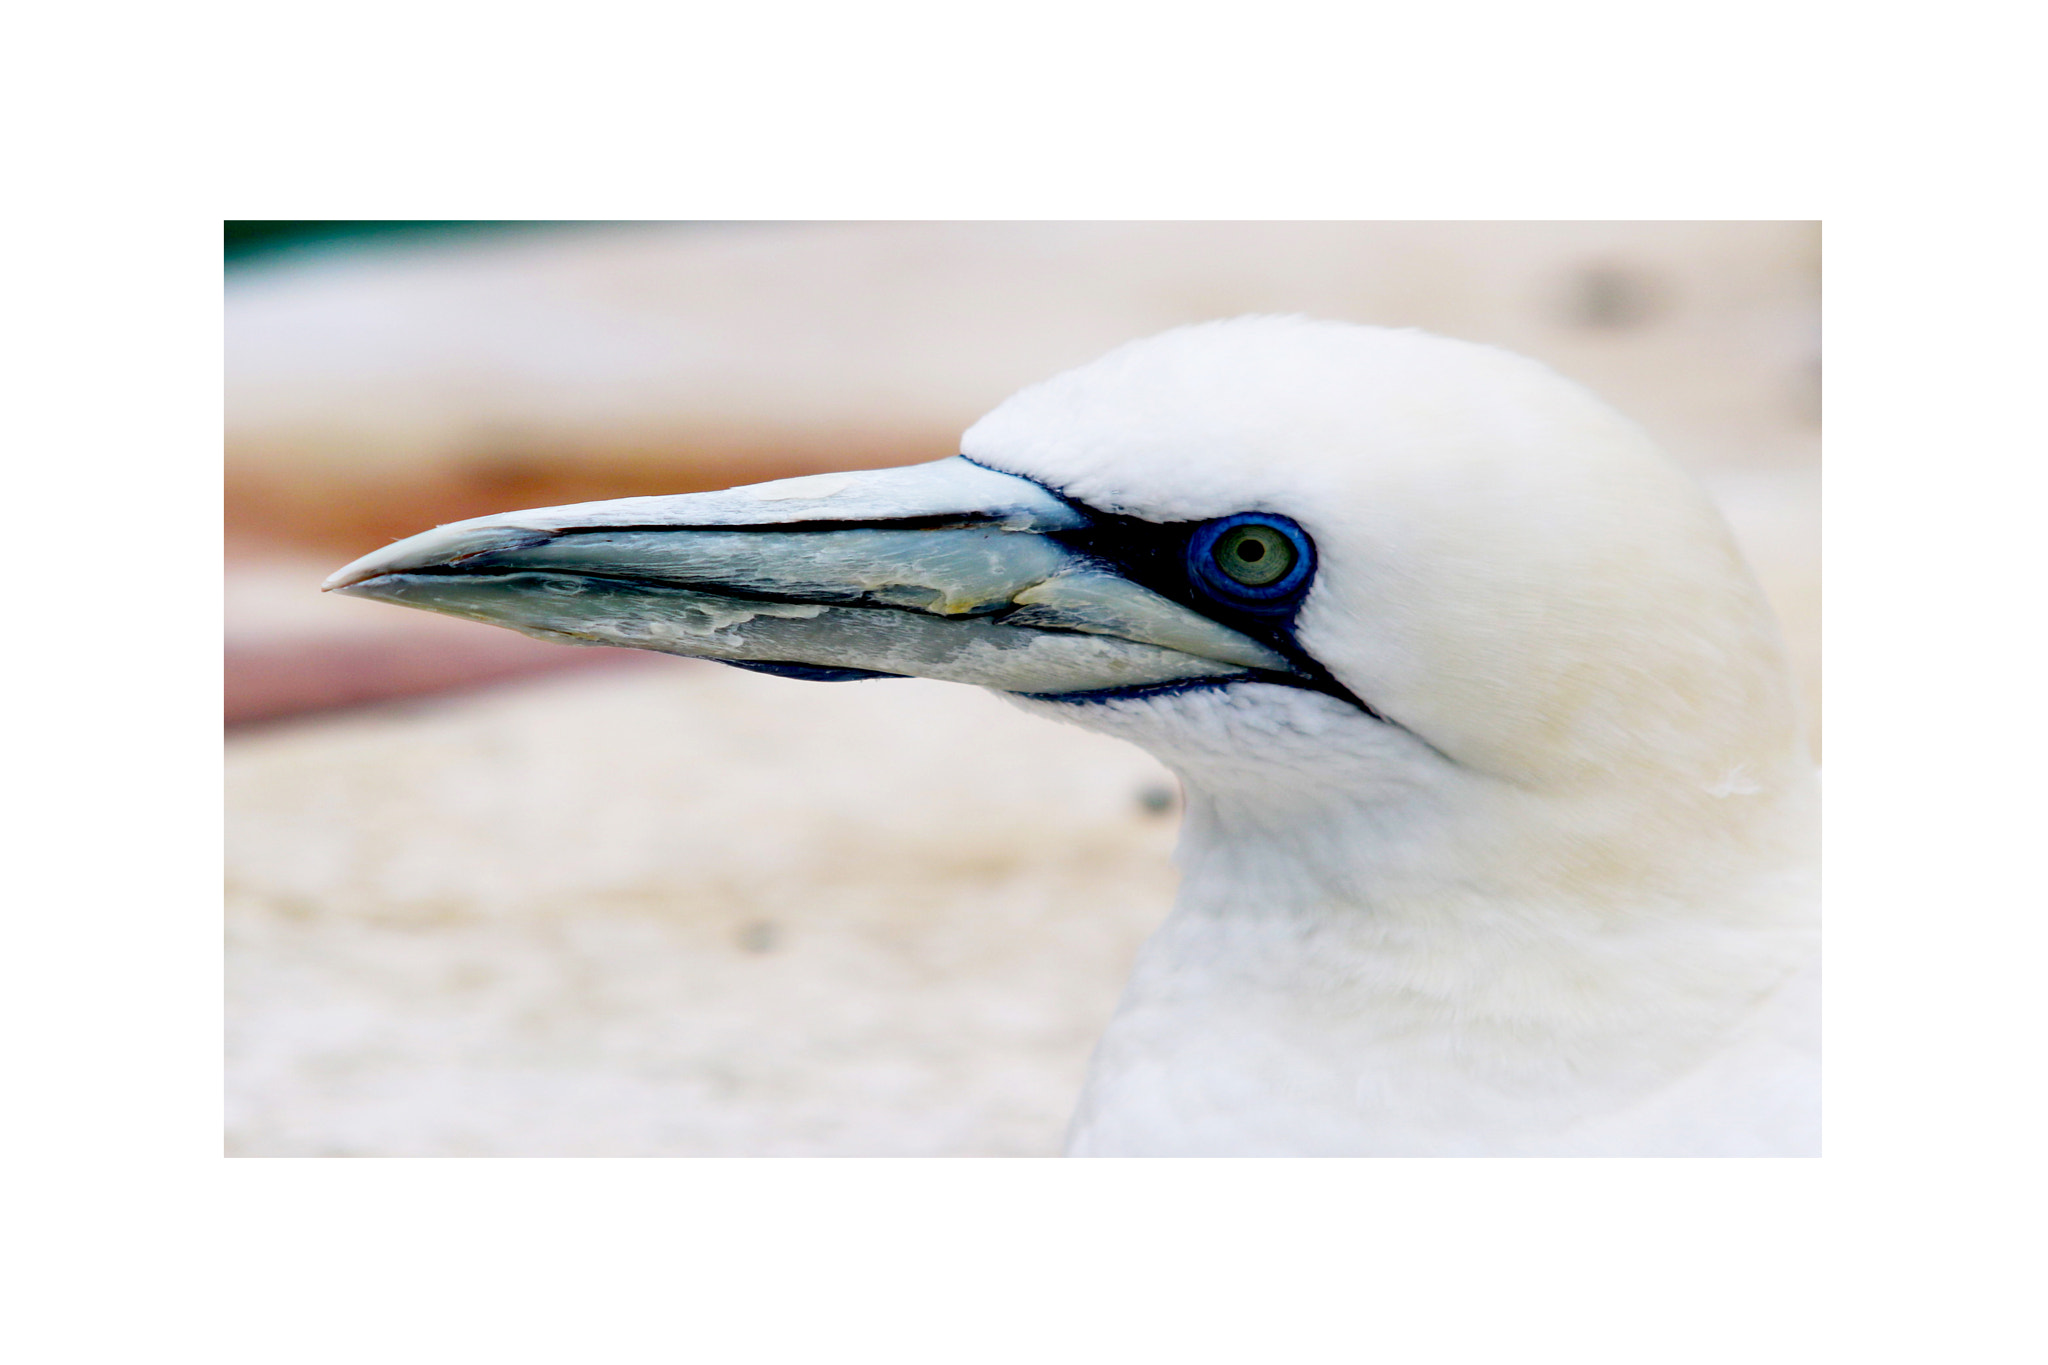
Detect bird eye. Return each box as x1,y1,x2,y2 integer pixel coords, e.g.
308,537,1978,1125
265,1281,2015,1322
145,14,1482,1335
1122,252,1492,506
1212,524,1295,586
1186,514,1315,613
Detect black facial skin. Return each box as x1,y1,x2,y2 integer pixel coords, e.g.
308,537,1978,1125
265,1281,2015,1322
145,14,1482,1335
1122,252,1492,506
1040,505,1383,722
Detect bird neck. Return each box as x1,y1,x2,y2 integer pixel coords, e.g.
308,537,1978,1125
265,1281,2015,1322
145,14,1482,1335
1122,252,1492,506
1153,733,1820,1052
1025,682,1817,1043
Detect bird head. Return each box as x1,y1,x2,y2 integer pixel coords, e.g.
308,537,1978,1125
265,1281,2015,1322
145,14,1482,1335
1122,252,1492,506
326,318,1807,865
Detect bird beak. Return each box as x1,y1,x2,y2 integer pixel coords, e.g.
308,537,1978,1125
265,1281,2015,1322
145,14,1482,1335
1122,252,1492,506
323,456,1293,695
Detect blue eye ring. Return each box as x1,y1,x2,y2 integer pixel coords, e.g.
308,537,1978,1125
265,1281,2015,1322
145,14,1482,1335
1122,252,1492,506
1186,513,1316,613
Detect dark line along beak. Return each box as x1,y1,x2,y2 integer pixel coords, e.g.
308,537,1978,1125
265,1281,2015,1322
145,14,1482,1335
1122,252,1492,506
324,457,1297,695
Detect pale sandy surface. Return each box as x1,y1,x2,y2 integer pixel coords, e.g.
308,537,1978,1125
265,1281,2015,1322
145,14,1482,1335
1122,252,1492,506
228,666,1181,1156
229,222,1819,467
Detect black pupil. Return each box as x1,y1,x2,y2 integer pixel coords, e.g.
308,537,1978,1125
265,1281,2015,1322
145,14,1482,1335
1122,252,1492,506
1239,539,1266,562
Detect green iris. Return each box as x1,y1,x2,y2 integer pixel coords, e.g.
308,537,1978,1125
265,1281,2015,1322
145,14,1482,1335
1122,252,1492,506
1211,524,1297,587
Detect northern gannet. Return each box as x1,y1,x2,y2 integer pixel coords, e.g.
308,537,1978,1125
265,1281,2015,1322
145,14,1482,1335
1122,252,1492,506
325,318,1820,1157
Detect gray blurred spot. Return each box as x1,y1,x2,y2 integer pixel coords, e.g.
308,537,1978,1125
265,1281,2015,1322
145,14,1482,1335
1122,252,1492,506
1568,264,1665,329
1794,356,1822,425
738,921,780,954
1136,783,1177,817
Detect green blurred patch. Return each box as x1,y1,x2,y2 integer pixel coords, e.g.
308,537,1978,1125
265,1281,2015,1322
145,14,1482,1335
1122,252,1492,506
223,220,580,265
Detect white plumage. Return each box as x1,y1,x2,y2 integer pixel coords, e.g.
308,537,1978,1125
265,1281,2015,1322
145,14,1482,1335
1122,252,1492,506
332,317,1820,1156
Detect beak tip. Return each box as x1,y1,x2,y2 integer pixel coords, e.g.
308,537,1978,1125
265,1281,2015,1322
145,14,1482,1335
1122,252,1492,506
321,563,377,593
323,524,560,596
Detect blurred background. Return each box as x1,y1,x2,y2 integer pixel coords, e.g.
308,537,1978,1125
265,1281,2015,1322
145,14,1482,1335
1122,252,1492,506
225,221,1820,1156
